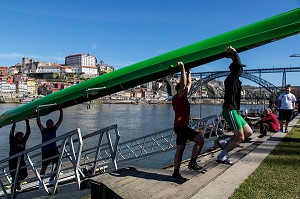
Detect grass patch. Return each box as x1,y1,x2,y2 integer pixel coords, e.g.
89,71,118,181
230,120,300,199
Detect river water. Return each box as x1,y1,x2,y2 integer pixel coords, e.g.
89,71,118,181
0,103,263,168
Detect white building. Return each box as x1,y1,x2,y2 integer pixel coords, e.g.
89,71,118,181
16,81,28,95
97,64,115,74
61,66,73,73
36,65,62,73
65,53,96,67
79,66,98,76
0,79,16,94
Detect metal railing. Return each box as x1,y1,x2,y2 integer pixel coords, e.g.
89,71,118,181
116,114,221,164
79,124,120,175
0,114,223,198
77,115,222,175
0,128,82,199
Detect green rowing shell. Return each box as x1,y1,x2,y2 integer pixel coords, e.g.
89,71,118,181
1,8,300,127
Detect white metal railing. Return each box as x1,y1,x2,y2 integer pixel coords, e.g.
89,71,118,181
79,124,120,175
116,114,221,164
76,115,222,176
0,115,224,198
0,128,82,199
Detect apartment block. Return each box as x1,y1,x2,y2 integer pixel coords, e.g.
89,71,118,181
65,53,96,67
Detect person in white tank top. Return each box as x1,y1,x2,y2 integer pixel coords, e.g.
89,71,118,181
277,84,297,133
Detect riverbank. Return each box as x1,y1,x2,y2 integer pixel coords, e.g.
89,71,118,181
81,98,269,106
0,98,269,106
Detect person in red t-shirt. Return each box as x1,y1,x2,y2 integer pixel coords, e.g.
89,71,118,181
254,108,280,137
171,62,204,182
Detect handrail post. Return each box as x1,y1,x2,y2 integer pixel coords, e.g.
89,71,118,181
76,129,83,187
52,137,67,195
92,132,104,175
105,131,117,171
67,129,83,190
63,148,85,178
113,127,120,162
3,168,11,185
11,156,21,199
25,154,49,193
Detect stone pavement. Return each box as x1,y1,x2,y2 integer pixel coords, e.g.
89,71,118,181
191,114,300,199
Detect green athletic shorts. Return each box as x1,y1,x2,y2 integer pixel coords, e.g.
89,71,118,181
222,109,247,131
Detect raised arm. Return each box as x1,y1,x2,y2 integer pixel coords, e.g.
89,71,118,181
186,68,192,94
178,62,187,97
36,109,44,132
226,46,243,77
10,121,16,144
55,108,63,128
23,119,31,143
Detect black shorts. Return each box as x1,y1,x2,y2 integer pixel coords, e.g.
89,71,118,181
9,158,28,181
174,126,198,145
42,148,59,166
279,109,293,122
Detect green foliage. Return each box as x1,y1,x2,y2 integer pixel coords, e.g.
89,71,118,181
230,121,300,199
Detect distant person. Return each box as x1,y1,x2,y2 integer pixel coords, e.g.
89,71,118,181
9,119,31,192
277,84,297,133
36,108,63,188
171,61,205,182
217,46,253,165
254,108,279,137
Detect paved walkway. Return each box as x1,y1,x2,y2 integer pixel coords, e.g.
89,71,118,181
191,114,300,199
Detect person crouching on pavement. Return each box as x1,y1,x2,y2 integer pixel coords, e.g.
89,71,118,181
254,108,280,137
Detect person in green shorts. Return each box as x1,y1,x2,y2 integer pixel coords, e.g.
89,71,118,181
216,46,253,165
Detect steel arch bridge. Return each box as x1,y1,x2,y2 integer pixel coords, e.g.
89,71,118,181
187,71,279,99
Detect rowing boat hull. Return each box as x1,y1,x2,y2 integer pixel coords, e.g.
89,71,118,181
1,8,300,127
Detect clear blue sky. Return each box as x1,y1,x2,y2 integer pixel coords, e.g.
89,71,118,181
1,0,300,87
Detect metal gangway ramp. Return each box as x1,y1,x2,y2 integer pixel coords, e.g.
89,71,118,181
0,114,223,198
0,128,82,199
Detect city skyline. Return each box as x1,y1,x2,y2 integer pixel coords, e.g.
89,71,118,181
1,1,300,86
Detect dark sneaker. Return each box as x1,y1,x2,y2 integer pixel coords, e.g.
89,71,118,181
171,173,188,182
216,159,233,165
285,129,289,133
278,129,283,133
188,163,203,171
242,137,252,143
16,183,21,191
